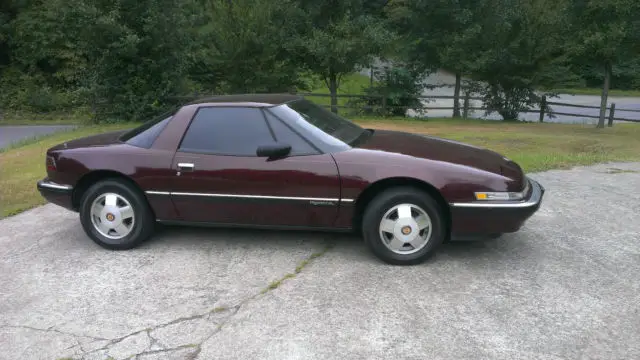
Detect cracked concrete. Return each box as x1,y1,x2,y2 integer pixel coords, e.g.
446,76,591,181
1,162,640,359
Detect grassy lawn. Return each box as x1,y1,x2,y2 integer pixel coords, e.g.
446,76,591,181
355,117,640,172
2,117,640,219
0,124,137,218
545,88,640,97
0,110,91,125
305,73,372,111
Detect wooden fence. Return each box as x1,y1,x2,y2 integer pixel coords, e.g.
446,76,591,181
295,92,640,126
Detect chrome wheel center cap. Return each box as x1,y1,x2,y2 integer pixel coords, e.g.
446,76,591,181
378,203,433,255
90,192,135,241
100,205,122,227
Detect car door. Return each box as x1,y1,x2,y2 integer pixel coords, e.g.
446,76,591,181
170,106,341,227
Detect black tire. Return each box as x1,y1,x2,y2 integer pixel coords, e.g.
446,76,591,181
79,178,155,250
361,187,446,265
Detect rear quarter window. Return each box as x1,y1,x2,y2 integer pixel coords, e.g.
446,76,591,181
122,116,172,148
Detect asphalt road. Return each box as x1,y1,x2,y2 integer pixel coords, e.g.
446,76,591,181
1,162,639,360
0,125,76,149
418,92,640,125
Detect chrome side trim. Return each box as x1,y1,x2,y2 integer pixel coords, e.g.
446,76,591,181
145,190,354,203
146,191,171,196
172,192,342,202
450,178,544,209
39,181,73,191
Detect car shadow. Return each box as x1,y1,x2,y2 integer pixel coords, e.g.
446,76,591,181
151,223,358,247
150,224,530,265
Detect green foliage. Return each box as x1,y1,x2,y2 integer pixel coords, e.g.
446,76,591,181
568,0,640,126
389,0,572,121
459,0,571,120
570,0,640,64
289,0,395,112
1,0,640,125
3,0,194,122
193,0,309,94
388,0,480,74
85,0,195,121
350,65,424,116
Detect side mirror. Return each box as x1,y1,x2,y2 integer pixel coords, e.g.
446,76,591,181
256,142,291,159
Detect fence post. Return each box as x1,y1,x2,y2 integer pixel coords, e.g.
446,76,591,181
462,92,470,119
608,103,616,127
539,96,546,123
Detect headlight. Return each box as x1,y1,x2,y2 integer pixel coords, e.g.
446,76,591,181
474,181,530,201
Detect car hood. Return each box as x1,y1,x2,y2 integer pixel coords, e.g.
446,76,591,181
49,129,128,151
356,129,523,179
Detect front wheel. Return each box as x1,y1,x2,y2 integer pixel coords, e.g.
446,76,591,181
79,179,155,250
362,187,446,265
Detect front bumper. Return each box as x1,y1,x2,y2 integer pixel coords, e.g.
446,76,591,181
37,178,75,211
449,177,545,235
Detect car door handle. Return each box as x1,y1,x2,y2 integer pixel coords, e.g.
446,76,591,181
178,163,195,171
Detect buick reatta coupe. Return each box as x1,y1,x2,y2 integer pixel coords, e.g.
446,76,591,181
37,94,544,265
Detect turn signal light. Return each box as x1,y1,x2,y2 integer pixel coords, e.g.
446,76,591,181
474,181,530,201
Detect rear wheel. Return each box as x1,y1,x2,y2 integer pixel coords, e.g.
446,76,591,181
362,187,446,265
79,179,155,250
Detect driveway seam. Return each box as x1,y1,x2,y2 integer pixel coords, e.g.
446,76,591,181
51,241,335,359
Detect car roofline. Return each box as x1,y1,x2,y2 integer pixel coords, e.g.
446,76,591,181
184,94,304,108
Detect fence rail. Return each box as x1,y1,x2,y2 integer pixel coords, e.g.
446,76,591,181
290,92,640,125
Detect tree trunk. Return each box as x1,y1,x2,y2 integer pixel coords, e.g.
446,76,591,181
370,64,374,88
597,62,611,129
453,71,462,117
329,71,338,114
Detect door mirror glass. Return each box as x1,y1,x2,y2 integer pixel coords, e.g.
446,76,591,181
256,142,292,158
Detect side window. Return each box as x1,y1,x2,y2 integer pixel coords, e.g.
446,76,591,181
179,107,274,156
264,111,319,156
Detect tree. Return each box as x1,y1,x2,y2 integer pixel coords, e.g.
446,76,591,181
290,0,394,113
7,0,197,121
0,0,30,109
464,0,571,120
387,0,485,117
351,63,425,116
8,0,90,110
191,0,309,94
570,0,640,127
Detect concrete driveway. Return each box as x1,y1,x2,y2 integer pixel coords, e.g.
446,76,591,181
1,162,639,360
0,125,76,150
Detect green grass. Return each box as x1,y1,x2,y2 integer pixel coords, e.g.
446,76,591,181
544,88,640,97
357,117,640,172
259,244,334,294
308,73,372,95
304,73,372,111
0,123,137,218
0,110,91,125
2,117,640,219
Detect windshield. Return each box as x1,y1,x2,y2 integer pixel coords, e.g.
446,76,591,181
273,99,367,146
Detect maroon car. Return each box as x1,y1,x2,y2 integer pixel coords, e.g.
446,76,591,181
37,94,544,265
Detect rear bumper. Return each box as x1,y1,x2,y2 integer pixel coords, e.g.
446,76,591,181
449,177,545,235
37,178,75,211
